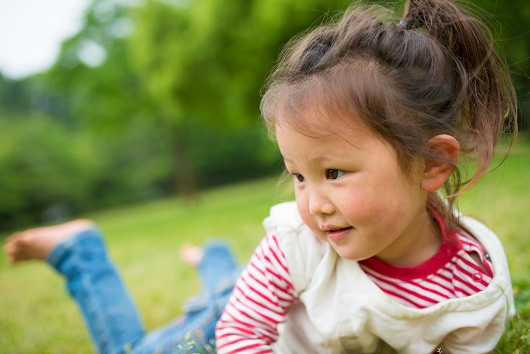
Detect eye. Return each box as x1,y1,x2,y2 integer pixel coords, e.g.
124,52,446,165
326,169,346,180
292,173,305,183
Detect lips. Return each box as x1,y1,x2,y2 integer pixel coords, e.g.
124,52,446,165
324,226,353,241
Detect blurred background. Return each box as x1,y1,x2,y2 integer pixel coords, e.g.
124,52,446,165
0,0,528,232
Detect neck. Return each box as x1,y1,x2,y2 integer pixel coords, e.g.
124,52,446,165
376,208,442,267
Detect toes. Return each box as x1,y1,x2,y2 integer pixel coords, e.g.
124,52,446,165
180,244,204,266
5,232,23,244
3,220,96,265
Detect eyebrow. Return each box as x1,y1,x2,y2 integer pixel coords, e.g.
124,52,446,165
283,152,348,164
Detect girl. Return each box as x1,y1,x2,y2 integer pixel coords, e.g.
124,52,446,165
4,0,517,353
215,0,517,353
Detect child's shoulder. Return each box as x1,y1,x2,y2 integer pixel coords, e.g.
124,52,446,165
263,201,330,287
263,201,304,231
458,215,512,286
458,216,505,256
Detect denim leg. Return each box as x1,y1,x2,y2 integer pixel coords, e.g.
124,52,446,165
198,239,239,295
47,229,145,354
131,240,241,354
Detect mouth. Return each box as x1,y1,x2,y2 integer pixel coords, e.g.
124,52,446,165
323,226,353,241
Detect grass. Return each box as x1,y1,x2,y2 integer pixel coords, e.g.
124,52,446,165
1,138,529,353
0,177,287,354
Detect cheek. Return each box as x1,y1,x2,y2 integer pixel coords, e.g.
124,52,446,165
338,188,371,212
346,182,421,228
295,189,319,230
339,187,394,222
295,189,310,220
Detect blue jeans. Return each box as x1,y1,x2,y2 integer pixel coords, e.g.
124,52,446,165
47,228,240,354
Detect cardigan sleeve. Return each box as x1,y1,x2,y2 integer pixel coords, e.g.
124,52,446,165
441,215,515,353
442,308,512,354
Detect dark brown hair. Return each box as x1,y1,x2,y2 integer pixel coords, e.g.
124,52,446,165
261,0,517,231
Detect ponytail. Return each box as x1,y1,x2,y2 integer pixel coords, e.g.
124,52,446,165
401,0,517,191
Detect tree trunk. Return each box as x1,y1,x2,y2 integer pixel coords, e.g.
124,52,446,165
173,127,198,204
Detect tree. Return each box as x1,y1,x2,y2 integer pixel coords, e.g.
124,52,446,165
129,0,354,198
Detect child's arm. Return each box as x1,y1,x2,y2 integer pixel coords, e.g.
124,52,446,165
441,311,512,353
216,233,298,353
439,217,516,353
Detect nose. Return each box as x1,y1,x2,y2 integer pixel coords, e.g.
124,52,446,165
308,189,335,216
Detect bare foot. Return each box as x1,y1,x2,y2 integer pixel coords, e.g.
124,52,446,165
3,219,95,265
180,244,204,267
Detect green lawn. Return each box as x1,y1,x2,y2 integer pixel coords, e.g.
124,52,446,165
1,138,529,353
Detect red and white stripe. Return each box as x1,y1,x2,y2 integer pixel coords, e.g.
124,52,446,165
216,230,493,352
216,233,297,353
360,232,493,309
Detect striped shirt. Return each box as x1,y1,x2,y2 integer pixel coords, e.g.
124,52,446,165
216,228,493,353
359,232,493,309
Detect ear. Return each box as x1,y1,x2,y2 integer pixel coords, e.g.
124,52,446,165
421,134,460,192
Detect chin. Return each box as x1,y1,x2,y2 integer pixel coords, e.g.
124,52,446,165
332,246,373,261
334,250,362,261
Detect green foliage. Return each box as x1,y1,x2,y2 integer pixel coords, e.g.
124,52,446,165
0,110,280,230
462,0,530,132
129,0,354,128
2,0,359,227
45,0,146,131
127,0,352,194
188,124,281,187
0,115,97,227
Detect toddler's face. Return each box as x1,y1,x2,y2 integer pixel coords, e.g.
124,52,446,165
275,116,436,264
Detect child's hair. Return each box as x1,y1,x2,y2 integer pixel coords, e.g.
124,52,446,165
260,0,517,231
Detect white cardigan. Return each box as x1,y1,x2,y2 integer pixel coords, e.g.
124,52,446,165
265,202,515,354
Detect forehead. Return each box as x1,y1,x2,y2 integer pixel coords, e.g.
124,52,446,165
274,116,378,160
273,98,374,144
